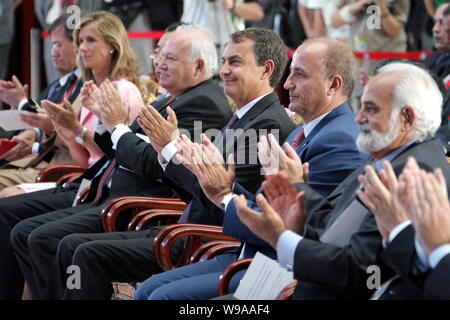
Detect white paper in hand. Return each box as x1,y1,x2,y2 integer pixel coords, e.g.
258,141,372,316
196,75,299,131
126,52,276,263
0,110,33,130
233,252,293,300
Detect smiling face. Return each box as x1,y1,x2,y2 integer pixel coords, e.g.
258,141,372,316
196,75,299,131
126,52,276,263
155,32,199,97
283,43,331,123
50,25,77,76
78,23,113,76
220,39,268,108
152,33,169,82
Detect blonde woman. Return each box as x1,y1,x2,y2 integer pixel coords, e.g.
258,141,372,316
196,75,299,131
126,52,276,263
42,10,145,169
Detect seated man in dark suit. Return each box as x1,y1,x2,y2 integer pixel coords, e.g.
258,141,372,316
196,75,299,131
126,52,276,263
133,37,368,300
135,39,366,299
43,27,296,300
358,156,450,300
0,26,232,300
401,160,450,300
234,61,450,300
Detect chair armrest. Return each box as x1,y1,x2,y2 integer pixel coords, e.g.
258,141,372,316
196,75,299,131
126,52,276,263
218,258,252,296
189,240,234,264
189,240,240,264
56,172,84,186
74,187,90,206
101,196,187,232
36,164,86,183
153,224,237,271
128,209,183,231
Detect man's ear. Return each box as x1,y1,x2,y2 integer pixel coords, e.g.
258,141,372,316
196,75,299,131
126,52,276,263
261,59,275,82
195,59,205,77
402,106,415,130
327,75,343,96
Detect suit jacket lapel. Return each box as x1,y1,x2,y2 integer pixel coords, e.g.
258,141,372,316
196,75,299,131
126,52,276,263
130,94,174,133
301,103,351,145
233,92,279,129
223,92,280,155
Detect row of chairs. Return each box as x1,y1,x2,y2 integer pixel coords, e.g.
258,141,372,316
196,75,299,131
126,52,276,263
37,156,450,299
35,164,253,300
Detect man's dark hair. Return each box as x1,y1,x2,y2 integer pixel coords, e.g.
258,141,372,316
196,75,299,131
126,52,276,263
48,15,74,42
443,2,450,16
165,21,188,32
231,27,287,87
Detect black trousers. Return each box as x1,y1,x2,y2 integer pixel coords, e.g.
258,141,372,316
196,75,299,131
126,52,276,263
0,186,76,300
10,200,108,299
42,227,181,300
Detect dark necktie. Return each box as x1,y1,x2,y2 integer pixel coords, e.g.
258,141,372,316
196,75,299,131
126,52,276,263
177,202,192,223
222,114,239,132
221,113,239,148
290,127,305,150
91,159,117,206
62,73,79,102
47,81,63,102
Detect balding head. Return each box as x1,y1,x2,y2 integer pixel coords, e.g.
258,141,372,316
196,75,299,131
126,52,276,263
157,28,217,97
301,38,357,98
284,38,356,123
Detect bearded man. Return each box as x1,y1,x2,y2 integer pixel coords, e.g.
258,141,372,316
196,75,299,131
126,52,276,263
234,61,450,300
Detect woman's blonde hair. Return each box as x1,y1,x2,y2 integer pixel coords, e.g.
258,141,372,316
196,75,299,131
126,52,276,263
73,11,142,92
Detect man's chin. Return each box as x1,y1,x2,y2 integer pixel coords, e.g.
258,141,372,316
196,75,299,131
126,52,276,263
356,136,376,153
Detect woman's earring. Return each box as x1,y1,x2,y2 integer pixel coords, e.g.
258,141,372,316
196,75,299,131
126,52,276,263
110,50,114,54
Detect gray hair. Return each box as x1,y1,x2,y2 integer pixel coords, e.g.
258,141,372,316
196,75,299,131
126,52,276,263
174,24,218,75
377,62,443,142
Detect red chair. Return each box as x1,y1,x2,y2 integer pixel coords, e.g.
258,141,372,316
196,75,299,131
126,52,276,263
35,164,86,184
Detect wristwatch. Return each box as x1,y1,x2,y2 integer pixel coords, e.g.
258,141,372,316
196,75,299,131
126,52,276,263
75,127,88,144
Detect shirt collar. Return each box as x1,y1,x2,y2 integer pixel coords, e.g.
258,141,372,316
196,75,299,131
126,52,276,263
373,141,416,171
59,69,80,87
235,92,271,119
303,111,332,137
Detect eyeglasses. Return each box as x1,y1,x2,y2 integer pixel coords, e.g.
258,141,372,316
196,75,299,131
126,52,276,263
51,42,63,51
149,48,160,60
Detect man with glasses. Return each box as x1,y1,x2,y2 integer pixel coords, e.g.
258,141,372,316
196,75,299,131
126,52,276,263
0,14,82,195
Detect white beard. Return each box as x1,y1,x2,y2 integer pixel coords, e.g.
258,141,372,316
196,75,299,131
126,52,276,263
357,110,400,153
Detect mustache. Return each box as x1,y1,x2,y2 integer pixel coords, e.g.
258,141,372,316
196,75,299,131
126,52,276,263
359,124,372,132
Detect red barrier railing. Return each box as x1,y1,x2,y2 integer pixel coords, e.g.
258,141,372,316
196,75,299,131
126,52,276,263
287,48,431,61
42,30,432,61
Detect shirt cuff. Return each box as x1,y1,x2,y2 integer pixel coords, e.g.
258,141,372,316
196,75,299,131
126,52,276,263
157,154,169,171
429,244,450,269
415,235,430,272
277,230,303,271
161,139,178,163
32,128,42,142
223,193,236,211
389,220,411,243
111,124,131,150
95,123,107,135
18,98,29,111
32,142,41,154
